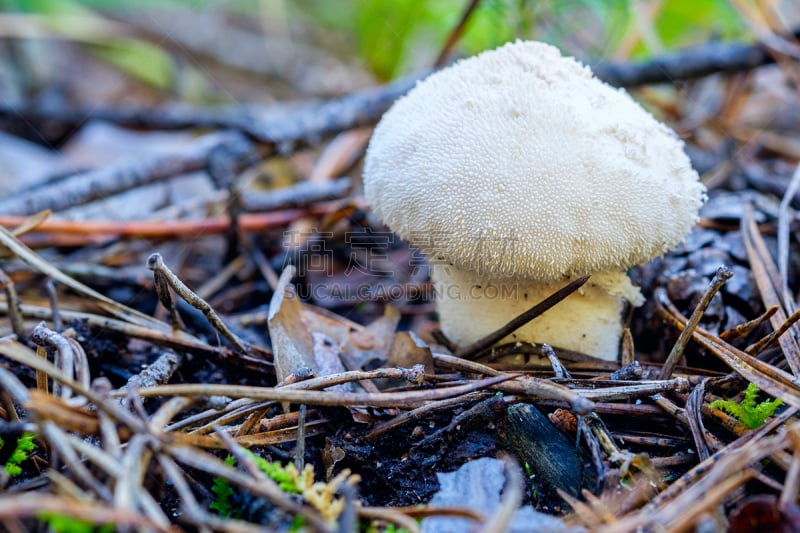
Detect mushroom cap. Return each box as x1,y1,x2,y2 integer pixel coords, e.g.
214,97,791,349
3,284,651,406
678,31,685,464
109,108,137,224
363,40,706,281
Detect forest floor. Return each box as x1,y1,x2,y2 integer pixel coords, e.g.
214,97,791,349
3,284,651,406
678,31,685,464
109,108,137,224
1,3,800,532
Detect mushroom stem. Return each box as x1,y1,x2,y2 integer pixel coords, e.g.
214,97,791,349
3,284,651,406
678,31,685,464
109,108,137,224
433,267,644,361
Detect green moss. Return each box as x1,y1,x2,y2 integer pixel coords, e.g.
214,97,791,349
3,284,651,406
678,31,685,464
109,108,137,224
209,452,304,519
37,513,114,533
710,383,783,429
209,455,237,518
0,432,36,476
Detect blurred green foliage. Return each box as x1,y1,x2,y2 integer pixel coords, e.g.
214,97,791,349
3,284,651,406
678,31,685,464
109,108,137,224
710,383,784,429
0,0,750,82
290,0,747,80
0,0,175,88
37,513,114,533
0,432,36,476
654,0,743,50
89,37,173,89
291,0,524,79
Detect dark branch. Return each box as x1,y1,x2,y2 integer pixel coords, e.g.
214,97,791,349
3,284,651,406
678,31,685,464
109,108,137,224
592,39,774,87
0,34,788,154
0,131,256,216
0,73,423,153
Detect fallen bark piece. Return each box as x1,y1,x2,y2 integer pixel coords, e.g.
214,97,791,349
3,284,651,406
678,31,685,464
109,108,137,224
501,403,593,503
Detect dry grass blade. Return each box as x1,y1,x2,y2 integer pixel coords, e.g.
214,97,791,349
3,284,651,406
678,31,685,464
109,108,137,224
778,163,800,311
147,253,253,354
685,380,712,460
131,374,515,409
233,423,329,448
0,366,31,408
0,226,167,330
658,266,732,379
607,428,793,532
649,405,796,510
32,322,91,399
701,334,800,405
0,339,45,398
63,431,123,477
26,390,100,435
0,340,147,431
40,422,113,501
0,303,249,360
364,391,491,440
720,304,778,341
435,352,602,414
7,209,52,237
747,308,800,355
114,436,169,528
657,289,800,409
0,268,24,338
577,379,691,401
0,495,169,531
781,431,800,507
741,203,800,375
277,366,424,391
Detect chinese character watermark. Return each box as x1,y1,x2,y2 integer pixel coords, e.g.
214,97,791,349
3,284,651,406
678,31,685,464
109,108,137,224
344,230,394,276
283,229,334,276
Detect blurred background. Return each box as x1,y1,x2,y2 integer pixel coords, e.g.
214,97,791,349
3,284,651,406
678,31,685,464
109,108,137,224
3,3,800,528
0,0,788,103
2,0,800,348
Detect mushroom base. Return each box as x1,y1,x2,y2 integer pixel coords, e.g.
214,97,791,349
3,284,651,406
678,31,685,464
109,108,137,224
434,268,644,362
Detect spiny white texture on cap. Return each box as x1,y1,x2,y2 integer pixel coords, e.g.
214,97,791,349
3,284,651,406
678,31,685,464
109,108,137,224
364,40,706,282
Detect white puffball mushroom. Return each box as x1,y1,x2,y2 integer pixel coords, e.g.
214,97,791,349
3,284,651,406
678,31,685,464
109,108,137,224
363,40,706,362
